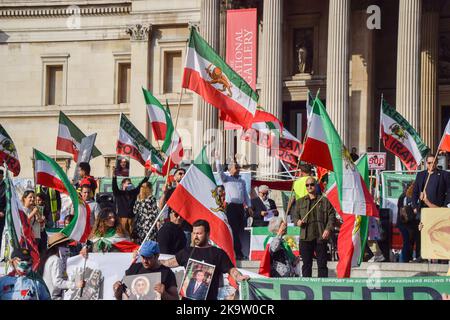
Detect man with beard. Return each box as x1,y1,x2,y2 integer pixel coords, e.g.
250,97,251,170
160,220,249,300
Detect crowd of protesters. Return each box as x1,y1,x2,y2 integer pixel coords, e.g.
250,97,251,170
1,150,450,300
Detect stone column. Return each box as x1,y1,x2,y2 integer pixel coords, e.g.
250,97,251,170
396,0,422,129
326,0,351,145
260,0,283,175
420,1,439,152
127,23,151,176
193,0,220,159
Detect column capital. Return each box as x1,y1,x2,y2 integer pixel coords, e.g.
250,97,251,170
126,23,152,41
188,21,200,31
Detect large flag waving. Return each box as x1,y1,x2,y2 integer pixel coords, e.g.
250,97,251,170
300,98,378,217
167,147,236,265
34,149,91,242
380,99,429,170
116,113,166,175
1,170,39,270
142,88,184,166
328,155,371,278
0,124,21,176
438,118,450,152
57,111,102,161
182,27,258,129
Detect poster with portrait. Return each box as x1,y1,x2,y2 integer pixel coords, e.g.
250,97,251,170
66,267,104,300
179,259,215,300
122,273,161,300
421,208,450,260
115,156,130,177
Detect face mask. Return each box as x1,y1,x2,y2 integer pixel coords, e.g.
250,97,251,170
126,184,134,191
16,261,31,275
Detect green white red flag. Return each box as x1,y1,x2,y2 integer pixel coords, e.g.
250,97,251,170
438,118,450,152
300,97,378,217
142,88,184,166
328,155,371,278
116,113,166,175
380,99,429,170
57,111,102,162
0,124,21,176
182,27,258,129
34,149,91,242
1,170,40,270
167,147,236,265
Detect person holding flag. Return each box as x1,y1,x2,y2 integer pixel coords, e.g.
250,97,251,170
160,220,249,300
292,177,336,278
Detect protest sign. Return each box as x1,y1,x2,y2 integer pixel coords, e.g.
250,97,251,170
123,273,161,300
421,208,450,260
240,277,450,300
380,171,417,224
367,152,386,170
180,259,215,300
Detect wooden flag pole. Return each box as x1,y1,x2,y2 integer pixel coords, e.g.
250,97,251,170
300,194,325,223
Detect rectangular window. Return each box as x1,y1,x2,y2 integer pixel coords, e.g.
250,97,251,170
46,65,63,105
118,63,131,103
164,51,182,93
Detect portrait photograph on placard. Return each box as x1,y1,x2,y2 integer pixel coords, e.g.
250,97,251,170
421,208,450,260
179,259,215,301
114,155,130,177
122,273,161,300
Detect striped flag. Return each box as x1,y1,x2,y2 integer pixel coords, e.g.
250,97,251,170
142,88,184,166
250,226,300,261
182,27,258,129
116,113,166,175
327,155,371,278
167,147,236,264
57,111,102,161
0,124,20,176
380,99,429,170
438,118,450,152
300,97,378,217
34,149,91,242
1,170,40,270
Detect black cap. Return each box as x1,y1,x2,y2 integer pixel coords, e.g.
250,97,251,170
11,248,32,261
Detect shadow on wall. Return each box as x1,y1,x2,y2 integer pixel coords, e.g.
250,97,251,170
0,31,9,43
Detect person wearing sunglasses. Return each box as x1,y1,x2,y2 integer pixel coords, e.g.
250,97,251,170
411,154,450,262
292,177,335,278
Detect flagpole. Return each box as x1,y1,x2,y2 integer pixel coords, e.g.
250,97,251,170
300,194,325,223
285,95,316,216
379,93,383,152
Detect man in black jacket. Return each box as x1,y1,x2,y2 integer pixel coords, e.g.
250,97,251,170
157,210,186,254
112,172,149,236
412,154,450,210
412,154,450,261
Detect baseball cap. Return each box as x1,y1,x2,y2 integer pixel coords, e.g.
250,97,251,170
139,241,160,258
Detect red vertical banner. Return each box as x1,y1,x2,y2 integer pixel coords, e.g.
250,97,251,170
224,8,258,130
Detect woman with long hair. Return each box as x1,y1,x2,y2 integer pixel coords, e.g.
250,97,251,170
132,182,159,244
39,232,84,300
22,190,45,252
87,207,130,253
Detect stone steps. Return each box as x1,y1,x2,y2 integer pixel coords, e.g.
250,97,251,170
237,260,449,277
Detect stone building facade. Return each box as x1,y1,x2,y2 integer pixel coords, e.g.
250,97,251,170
1,0,450,178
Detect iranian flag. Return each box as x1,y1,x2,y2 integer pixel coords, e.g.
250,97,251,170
142,88,184,165
380,99,429,170
438,118,450,152
166,147,236,264
241,109,283,149
34,149,91,242
1,171,40,270
300,98,378,217
182,27,258,129
57,111,102,162
116,113,166,175
250,226,300,261
327,155,371,278
0,124,21,176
